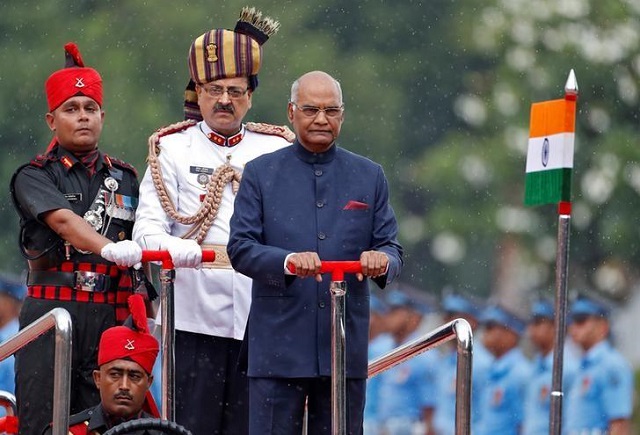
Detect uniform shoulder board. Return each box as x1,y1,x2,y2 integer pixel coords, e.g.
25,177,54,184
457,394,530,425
245,122,296,143
154,119,197,139
105,155,139,178
67,407,94,427
29,153,57,168
148,119,198,157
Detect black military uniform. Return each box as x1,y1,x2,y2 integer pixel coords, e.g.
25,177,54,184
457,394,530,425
10,145,139,435
41,405,159,435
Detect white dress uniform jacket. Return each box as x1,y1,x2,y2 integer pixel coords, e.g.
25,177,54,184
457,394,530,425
133,122,290,339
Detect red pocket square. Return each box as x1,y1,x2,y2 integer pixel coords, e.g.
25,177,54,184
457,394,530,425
343,200,369,210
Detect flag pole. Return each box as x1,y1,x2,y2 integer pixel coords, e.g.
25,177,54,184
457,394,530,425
549,69,578,435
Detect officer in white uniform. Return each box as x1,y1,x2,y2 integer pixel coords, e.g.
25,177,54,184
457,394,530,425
132,7,293,435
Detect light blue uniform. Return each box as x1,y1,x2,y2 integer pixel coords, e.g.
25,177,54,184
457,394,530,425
0,317,19,417
364,333,394,435
0,278,25,418
433,340,493,435
523,351,578,435
564,341,633,434
476,347,532,435
377,331,438,435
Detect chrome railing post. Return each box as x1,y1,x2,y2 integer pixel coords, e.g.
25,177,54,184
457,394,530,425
0,307,73,435
330,280,347,435
453,319,473,435
0,391,17,416
368,318,473,435
160,268,176,421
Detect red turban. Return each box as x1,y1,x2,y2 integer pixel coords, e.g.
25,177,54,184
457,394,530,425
98,294,159,374
45,42,103,112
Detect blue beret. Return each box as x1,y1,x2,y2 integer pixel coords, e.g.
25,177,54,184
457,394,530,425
570,296,609,319
370,294,389,314
442,294,479,317
0,278,26,301
530,299,554,320
480,305,526,335
386,290,430,314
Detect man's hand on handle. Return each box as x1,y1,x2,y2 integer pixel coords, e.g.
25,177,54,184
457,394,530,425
287,252,323,282
101,240,143,268
357,250,389,281
165,238,203,268
287,251,388,282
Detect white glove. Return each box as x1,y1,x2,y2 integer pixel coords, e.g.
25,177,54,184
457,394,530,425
101,240,142,268
166,238,202,269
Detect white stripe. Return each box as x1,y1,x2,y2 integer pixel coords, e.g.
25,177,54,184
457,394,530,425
525,132,574,173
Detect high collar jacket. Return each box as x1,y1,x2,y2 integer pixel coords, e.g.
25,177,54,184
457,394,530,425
228,141,403,378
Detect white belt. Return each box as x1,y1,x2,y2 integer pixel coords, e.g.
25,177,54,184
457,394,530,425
201,244,232,269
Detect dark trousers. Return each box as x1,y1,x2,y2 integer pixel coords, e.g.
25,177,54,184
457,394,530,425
174,330,248,435
249,377,365,435
16,298,115,435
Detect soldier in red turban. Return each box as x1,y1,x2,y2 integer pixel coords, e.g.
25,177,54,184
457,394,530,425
11,42,144,435
43,295,160,435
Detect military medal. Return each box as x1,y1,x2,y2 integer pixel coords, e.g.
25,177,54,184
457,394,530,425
83,208,104,231
197,173,209,186
104,176,119,192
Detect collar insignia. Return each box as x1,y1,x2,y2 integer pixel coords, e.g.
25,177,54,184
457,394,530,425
207,130,243,147
60,155,74,169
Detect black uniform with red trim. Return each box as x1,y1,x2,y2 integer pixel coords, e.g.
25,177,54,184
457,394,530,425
10,145,139,435
41,405,159,435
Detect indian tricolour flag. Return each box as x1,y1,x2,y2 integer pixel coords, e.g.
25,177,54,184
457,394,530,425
524,98,576,206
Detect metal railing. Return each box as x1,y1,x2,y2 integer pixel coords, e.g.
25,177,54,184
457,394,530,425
0,308,73,435
0,391,16,416
368,318,474,435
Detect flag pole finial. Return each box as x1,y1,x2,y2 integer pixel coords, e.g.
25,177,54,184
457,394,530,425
565,69,578,97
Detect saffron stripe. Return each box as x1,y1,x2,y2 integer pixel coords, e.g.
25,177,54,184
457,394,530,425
529,98,575,138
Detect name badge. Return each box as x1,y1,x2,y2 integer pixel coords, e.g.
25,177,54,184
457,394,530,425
190,166,214,175
64,193,82,202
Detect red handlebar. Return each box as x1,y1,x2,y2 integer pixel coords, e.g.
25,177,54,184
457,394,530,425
141,250,216,269
287,260,362,281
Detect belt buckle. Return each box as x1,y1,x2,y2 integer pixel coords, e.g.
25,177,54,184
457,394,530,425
74,271,107,293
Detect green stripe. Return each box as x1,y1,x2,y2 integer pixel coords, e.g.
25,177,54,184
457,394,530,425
524,168,572,206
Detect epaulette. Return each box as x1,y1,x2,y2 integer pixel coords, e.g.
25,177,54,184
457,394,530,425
29,153,57,168
245,122,296,143
104,155,139,178
155,119,197,140
67,407,94,427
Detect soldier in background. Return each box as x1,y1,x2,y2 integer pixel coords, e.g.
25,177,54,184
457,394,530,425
363,295,393,435
522,298,578,435
376,289,437,435
564,295,633,435
475,304,531,435
0,276,25,399
433,294,493,435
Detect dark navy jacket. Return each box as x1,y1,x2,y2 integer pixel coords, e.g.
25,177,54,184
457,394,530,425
228,141,403,379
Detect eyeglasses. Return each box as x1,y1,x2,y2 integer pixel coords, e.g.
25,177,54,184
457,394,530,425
291,102,344,118
201,85,249,99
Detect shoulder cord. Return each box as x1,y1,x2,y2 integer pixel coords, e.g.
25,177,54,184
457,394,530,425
147,120,242,244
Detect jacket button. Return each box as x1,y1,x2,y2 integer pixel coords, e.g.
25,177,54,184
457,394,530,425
318,232,326,240
319,301,326,308
315,169,323,176
316,201,324,208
